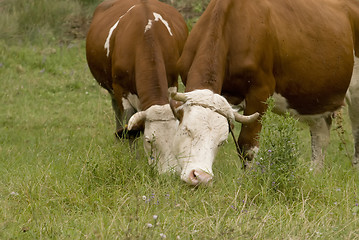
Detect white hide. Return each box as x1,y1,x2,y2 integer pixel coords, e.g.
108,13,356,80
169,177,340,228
126,92,142,112
144,12,173,36
104,5,136,57
128,104,179,173
172,90,231,184
121,93,141,122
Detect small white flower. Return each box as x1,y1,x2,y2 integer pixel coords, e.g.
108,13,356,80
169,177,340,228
142,196,147,201
10,192,19,196
153,215,158,220
160,233,166,238
146,223,153,228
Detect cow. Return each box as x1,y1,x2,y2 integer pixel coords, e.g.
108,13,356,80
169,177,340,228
86,0,188,173
170,0,359,185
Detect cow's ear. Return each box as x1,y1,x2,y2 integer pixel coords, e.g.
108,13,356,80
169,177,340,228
128,111,146,131
170,99,184,122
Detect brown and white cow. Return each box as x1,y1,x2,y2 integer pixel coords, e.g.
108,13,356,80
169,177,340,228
86,0,187,173
171,0,359,185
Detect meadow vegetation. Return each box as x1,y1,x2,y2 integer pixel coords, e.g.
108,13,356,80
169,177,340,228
0,0,358,239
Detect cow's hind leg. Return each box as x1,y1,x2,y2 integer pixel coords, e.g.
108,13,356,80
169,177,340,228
347,56,359,169
348,100,359,169
308,116,332,171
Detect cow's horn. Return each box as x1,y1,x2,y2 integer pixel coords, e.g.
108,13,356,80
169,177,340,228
170,92,187,102
233,112,260,124
127,111,147,130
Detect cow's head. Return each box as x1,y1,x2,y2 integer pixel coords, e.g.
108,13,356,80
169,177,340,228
127,104,179,173
171,89,259,186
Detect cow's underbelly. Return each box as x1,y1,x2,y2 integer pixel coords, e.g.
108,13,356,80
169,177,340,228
271,92,336,123
274,69,351,115
274,88,347,115
273,53,352,115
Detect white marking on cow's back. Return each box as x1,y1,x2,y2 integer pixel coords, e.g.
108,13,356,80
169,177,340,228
104,5,136,57
144,12,173,36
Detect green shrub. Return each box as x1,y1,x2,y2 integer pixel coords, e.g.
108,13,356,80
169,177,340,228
252,98,302,200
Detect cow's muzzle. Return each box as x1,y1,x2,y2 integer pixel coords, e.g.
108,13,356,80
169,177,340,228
184,169,213,186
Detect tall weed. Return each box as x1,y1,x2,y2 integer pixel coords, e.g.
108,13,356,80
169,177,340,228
252,98,302,200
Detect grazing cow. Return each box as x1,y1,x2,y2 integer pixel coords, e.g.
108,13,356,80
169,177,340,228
171,0,359,185
86,0,188,173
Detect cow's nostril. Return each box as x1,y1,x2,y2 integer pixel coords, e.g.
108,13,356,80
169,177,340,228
188,169,213,186
189,170,200,185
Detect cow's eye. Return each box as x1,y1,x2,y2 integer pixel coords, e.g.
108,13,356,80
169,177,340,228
145,135,156,144
145,136,151,143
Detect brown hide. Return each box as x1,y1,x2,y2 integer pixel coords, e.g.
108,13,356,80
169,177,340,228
86,0,188,111
178,0,359,153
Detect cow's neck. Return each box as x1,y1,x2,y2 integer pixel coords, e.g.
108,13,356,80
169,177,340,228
135,68,169,110
184,0,231,94
134,28,172,110
137,80,168,110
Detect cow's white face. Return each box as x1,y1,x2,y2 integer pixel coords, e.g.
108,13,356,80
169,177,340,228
173,105,229,185
170,90,236,185
128,104,179,173
170,89,259,185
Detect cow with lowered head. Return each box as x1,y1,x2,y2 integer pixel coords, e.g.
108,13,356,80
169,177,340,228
171,0,359,185
86,0,188,173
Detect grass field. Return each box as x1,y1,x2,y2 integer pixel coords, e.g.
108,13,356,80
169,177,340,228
1,39,359,239
1,0,359,238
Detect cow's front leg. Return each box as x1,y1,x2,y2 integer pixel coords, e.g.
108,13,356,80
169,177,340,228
308,116,331,171
111,82,138,141
111,95,136,132
238,120,262,169
238,82,273,167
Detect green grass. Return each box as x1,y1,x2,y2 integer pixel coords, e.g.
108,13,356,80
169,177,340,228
0,0,100,44
1,40,358,239
1,0,359,236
